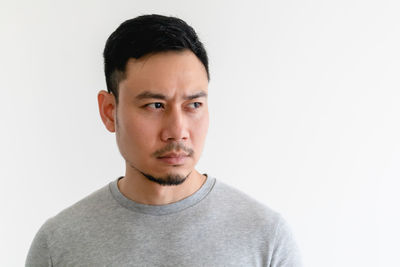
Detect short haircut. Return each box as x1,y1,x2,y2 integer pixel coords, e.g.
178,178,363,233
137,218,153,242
103,14,209,102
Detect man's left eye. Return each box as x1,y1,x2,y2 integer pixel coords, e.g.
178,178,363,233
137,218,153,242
188,102,202,109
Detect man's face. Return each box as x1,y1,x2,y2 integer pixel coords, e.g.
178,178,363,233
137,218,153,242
111,50,209,185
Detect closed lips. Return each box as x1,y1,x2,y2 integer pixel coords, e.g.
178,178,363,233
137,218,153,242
159,153,188,158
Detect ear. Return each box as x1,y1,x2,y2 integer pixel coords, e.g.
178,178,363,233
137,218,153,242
97,90,116,132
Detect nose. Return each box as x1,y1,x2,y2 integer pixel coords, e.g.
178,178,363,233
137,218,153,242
160,106,189,142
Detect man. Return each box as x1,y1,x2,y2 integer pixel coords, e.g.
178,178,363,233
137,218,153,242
26,14,302,266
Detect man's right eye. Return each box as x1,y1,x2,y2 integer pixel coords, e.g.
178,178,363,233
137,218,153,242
146,103,164,109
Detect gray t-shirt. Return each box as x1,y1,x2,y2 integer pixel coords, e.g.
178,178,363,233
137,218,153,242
26,175,302,266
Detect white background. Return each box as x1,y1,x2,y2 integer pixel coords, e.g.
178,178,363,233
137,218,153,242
1,0,399,266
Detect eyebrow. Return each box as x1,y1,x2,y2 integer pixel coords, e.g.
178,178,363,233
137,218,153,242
135,91,208,101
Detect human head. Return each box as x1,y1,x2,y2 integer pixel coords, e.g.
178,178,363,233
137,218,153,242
98,15,210,186
103,14,210,103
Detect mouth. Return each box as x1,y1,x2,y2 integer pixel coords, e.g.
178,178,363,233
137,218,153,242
157,153,189,165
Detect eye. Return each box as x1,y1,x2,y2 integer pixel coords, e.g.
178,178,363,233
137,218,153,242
146,102,164,109
188,102,202,109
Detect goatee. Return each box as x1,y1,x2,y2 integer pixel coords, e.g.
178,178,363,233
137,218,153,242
140,171,191,186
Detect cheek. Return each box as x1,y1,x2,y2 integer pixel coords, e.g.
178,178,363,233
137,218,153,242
191,113,209,145
119,114,159,149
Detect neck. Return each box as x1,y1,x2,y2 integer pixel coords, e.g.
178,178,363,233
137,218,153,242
117,167,207,205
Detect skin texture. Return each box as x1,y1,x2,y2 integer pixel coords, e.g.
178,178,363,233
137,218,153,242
98,50,209,205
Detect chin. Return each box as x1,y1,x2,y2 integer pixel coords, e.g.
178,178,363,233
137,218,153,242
156,167,193,178
142,170,192,186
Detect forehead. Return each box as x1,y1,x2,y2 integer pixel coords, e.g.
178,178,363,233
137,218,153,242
119,50,208,98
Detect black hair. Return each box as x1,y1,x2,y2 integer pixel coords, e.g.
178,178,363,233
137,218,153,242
103,14,209,102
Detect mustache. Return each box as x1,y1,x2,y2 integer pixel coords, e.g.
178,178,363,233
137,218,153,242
152,142,194,158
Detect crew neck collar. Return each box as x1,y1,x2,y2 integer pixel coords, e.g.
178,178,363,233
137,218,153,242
109,174,216,216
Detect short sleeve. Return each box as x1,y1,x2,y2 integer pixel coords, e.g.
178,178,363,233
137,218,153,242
269,215,303,267
25,219,53,267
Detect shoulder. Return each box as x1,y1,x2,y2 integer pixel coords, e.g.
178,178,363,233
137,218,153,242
26,183,115,265
212,179,303,265
210,179,283,232
209,178,303,265
212,179,280,218
38,182,115,239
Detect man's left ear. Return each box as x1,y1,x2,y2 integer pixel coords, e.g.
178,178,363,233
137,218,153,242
97,90,116,133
